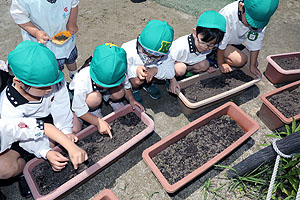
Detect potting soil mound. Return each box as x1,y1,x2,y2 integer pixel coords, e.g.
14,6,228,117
273,56,300,70
152,115,244,185
32,112,147,195
268,86,300,118
182,70,253,103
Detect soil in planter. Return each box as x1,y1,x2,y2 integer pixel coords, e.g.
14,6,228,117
273,56,300,70
182,70,253,103
32,112,147,195
267,86,300,118
152,115,244,185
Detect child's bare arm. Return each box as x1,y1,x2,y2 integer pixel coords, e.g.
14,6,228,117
44,123,88,169
125,89,144,111
67,6,78,35
80,113,112,138
18,22,50,44
217,48,232,73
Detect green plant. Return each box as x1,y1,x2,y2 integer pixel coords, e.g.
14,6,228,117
219,118,300,199
200,178,227,200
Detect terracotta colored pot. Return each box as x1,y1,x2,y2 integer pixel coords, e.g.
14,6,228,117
259,80,300,130
177,66,260,116
264,52,300,84
93,189,118,200
23,105,154,200
142,102,259,193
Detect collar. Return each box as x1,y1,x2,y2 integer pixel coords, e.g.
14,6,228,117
46,0,57,4
6,79,29,107
188,34,199,55
90,79,104,92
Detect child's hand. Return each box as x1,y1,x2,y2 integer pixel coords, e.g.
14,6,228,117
67,23,78,35
46,150,69,171
219,63,232,73
136,65,147,81
169,78,181,94
67,146,88,170
129,99,144,112
96,118,112,138
207,66,217,73
35,30,50,44
146,67,158,83
66,133,78,142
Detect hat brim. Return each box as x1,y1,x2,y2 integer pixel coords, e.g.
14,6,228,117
245,12,268,29
90,72,126,88
19,70,65,87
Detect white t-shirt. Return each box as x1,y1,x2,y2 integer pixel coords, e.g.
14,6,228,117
0,80,73,134
121,39,175,80
169,34,211,65
0,118,50,159
10,0,79,59
69,66,131,117
218,1,265,51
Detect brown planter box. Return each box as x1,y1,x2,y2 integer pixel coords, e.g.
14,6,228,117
264,52,300,84
177,66,261,116
142,102,259,193
259,80,300,130
23,105,154,200
93,189,118,200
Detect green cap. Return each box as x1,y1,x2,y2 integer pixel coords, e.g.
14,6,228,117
244,0,279,29
90,43,127,88
8,41,64,87
197,10,226,33
138,20,174,55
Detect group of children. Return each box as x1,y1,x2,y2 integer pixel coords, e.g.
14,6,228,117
0,0,279,199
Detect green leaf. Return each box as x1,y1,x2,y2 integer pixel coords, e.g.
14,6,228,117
285,125,291,135
265,134,282,138
292,117,296,133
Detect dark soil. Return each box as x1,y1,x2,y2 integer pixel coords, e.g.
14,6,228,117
54,35,69,41
152,115,245,185
268,86,300,118
182,70,253,103
273,56,300,70
32,112,147,195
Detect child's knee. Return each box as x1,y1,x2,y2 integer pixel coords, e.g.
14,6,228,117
175,62,187,77
0,159,20,179
130,78,143,89
86,91,102,109
192,60,209,72
110,88,125,101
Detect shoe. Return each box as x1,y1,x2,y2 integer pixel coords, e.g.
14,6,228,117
90,108,103,118
18,175,31,198
132,89,144,105
0,189,6,200
143,84,162,100
109,101,125,111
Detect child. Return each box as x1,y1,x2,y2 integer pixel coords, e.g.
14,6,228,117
121,20,180,104
0,119,88,198
10,0,79,78
169,11,226,77
69,43,144,138
217,0,279,77
0,40,81,140
0,40,83,197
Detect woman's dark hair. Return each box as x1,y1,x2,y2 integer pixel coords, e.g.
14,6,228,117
196,27,225,45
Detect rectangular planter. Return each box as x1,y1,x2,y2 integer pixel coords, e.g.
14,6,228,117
177,66,261,116
93,189,118,200
142,102,259,193
23,105,154,200
259,80,300,130
264,52,300,84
